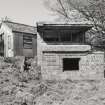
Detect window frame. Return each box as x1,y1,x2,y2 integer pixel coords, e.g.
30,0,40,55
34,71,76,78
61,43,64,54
43,30,85,44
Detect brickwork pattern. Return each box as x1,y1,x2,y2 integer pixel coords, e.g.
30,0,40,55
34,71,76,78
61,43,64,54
37,33,105,80
42,52,104,80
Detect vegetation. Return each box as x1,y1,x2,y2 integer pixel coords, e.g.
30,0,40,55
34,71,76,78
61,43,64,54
0,56,105,105
44,0,105,49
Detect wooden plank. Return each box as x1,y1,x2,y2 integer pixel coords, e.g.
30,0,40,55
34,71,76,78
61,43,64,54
18,33,23,56
32,35,37,56
14,32,19,56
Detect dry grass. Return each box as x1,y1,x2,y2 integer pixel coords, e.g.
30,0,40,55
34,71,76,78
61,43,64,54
0,56,105,105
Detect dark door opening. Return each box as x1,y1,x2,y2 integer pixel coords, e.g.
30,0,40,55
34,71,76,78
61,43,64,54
0,34,4,56
63,58,80,71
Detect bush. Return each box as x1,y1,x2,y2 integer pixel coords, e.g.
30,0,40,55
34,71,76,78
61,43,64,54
4,57,15,63
0,56,43,105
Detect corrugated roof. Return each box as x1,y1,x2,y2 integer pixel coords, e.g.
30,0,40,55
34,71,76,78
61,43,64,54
3,21,37,34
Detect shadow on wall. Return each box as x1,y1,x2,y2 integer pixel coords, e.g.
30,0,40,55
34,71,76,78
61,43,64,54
0,40,4,56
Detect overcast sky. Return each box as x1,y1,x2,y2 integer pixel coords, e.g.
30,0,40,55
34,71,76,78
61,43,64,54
0,0,56,26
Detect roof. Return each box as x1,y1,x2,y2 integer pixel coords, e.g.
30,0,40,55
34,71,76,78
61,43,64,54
3,21,37,34
37,20,92,25
37,21,93,32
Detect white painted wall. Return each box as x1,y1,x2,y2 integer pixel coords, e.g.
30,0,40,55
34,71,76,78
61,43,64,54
0,23,14,57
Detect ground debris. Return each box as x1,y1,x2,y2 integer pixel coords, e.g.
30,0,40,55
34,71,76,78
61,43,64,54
0,56,105,105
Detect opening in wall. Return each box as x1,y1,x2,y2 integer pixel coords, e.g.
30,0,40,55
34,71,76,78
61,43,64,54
63,58,80,71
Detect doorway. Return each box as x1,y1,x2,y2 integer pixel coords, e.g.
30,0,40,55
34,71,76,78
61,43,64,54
0,34,4,56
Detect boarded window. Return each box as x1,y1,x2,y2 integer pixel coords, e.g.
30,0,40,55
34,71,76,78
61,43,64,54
63,58,80,71
23,35,32,49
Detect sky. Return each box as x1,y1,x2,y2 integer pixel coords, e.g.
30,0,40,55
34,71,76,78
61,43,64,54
0,0,56,26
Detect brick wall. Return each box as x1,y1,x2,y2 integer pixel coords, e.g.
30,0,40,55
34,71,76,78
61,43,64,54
37,33,105,80
42,51,104,80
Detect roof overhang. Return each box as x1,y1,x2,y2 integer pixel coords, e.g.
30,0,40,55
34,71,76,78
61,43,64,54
37,22,93,33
